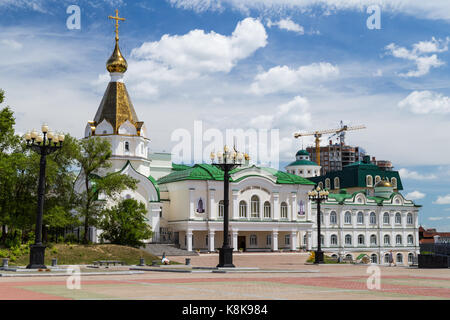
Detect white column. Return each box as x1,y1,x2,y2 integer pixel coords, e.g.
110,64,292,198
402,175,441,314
209,188,216,220
189,188,195,219
273,193,280,220
291,193,297,221
290,231,297,251
307,231,312,250
232,190,239,219
208,230,215,252
186,230,193,252
272,231,279,251
232,230,239,251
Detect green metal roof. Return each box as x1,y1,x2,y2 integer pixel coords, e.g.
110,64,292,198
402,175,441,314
172,163,192,171
157,164,315,185
296,149,310,156
286,159,318,167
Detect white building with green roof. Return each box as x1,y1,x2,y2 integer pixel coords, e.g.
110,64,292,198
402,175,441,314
285,150,321,178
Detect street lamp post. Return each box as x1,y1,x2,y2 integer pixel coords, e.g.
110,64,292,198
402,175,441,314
210,146,244,268
308,186,329,264
25,125,64,269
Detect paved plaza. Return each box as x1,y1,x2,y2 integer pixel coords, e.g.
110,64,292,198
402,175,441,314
1,253,450,300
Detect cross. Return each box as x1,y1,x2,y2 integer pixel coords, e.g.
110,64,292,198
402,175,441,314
108,9,125,41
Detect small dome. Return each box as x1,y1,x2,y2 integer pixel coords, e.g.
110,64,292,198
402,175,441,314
296,149,310,156
106,40,128,73
374,179,392,188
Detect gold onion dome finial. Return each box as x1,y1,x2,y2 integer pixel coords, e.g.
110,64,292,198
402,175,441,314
106,9,127,73
375,178,392,188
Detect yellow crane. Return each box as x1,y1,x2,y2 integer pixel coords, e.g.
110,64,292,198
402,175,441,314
294,123,366,166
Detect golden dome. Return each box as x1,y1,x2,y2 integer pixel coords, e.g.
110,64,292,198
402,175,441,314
106,40,128,73
375,179,392,188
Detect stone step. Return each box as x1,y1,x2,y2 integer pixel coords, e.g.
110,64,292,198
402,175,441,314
143,244,198,257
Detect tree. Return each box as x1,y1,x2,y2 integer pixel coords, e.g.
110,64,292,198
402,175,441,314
99,199,152,248
75,137,138,243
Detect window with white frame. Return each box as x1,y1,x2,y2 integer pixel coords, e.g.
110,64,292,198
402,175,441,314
263,201,271,218
331,235,338,246
370,234,377,245
408,253,414,264
396,253,403,263
334,177,340,189
370,212,376,224
357,212,364,224
384,235,390,245
239,201,247,218
285,234,290,245
280,202,288,219
358,234,365,245
344,211,352,224
366,175,373,187
391,177,397,188
396,234,402,245
251,195,260,218
218,200,224,218
266,235,271,246
330,211,337,224
395,213,401,224
383,212,390,224
407,213,413,225
384,254,390,264
407,234,414,244
250,234,257,246
318,182,324,189
375,175,381,184
345,234,352,246
371,254,378,264
325,178,331,189
320,234,324,246
124,141,130,152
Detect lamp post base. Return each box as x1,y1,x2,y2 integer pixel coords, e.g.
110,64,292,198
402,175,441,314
314,250,324,264
217,247,235,268
27,244,47,269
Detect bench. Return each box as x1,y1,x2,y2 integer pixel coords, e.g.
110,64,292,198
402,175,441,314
93,260,125,267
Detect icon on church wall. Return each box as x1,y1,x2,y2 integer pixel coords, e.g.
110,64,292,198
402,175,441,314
196,198,205,213
298,200,305,215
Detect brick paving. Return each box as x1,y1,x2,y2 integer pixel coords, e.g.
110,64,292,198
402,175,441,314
1,253,449,300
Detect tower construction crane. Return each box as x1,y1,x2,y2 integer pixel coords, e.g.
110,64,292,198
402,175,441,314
294,123,366,166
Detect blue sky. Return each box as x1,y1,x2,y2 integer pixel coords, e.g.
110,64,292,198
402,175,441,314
1,0,450,229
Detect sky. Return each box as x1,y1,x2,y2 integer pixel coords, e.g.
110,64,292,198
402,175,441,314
0,0,450,229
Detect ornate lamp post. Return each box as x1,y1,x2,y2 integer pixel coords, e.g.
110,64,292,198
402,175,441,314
308,186,329,264
210,146,244,268
24,125,64,269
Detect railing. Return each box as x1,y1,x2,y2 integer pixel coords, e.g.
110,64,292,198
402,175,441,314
151,232,175,244
420,243,450,256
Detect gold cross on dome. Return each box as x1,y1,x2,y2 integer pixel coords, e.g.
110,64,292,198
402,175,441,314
108,9,125,41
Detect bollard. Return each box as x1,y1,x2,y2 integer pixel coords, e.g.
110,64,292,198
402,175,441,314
152,260,158,266
2,258,8,268
185,258,191,266
51,258,57,267
139,258,145,266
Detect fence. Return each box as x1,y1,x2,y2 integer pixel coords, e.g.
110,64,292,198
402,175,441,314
151,232,175,244
420,243,450,256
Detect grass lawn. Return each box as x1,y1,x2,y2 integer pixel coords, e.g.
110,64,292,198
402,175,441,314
8,244,163,266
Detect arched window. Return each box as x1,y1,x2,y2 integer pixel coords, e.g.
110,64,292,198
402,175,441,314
344,211,352,224
366,175,373,187
375,176,381,184
371,254,378,264
251,195,260,218
358,234,365,245
330,211,337,224
124,141,130,152
320,234,324,246
280,202,288,219
396,253,403,263
357,212,364,224
250,234,257,246
408,253,414,264
370,234,377,245
239,201,247,218
331,235,338,246
407,234,414,245
318,182,324,190
395,213,401,224
396,234,402,245
345,234,352,246
384,254,390,264
218,200,224,218
384,235,390,245
325,178,331,189
196,198,205,213
383,212,390,224
391,177,397,188
407,213,413,225
263,201,271,218
345,254,353,260
334,177,340,189
370,212,376,224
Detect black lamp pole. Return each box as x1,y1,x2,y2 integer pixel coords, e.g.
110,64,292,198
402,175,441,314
25,127,63,269
211,147,243,268
308,186,329,264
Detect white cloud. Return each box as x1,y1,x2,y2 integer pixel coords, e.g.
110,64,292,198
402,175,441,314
0,39,23,50
267,18,304,35
250,62,339,95
385,38,449,77
434,194,450,205
405,191,426,200
398,91,450,115
398,168,437,180
131,17,267,74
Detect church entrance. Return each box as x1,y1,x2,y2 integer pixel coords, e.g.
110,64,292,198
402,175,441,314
238,236,246,252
